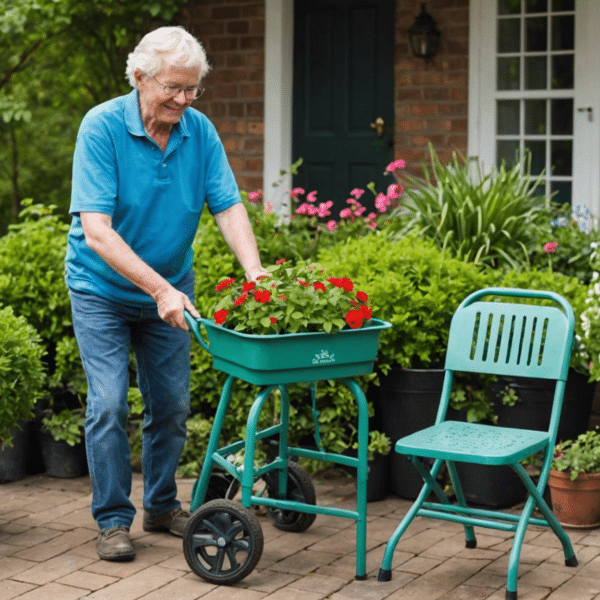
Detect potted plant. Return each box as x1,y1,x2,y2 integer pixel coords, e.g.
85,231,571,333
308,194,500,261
549,429,600,528
0,305,47,482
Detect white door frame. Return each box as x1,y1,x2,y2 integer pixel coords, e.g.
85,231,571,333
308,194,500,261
264,0,294,213
468,0,600,229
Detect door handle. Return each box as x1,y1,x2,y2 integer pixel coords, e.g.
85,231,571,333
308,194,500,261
578,107,593,122
370,117,385,137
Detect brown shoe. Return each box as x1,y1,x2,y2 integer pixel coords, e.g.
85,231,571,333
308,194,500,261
143,506,191,537
97,526,135,562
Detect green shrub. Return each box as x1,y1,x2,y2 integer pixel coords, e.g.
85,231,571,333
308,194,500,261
0,306,47,445
318,234,490,373
386,144,551,269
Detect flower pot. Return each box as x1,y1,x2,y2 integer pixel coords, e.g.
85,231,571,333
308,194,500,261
490,369,595,442
0,421,29,483
189,317,391,385
376,367,445,499
39,430,88,478
548,470,600,528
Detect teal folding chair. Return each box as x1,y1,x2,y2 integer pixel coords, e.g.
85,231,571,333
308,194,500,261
378,288,578,600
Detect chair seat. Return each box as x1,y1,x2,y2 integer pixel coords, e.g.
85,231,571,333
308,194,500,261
395,421,549,466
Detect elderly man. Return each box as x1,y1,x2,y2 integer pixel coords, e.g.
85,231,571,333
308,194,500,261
65,26,266,561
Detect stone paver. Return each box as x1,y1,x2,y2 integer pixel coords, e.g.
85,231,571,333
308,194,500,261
2,470,600,600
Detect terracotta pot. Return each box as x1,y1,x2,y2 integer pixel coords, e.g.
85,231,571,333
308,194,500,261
548,469,600,529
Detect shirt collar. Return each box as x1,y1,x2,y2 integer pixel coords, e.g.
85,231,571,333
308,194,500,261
124,89,191,140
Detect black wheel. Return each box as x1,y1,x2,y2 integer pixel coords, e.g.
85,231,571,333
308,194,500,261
183,499,263,585
263,460,317,532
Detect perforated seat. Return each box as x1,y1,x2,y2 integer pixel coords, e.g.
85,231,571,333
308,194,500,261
378,288,578,600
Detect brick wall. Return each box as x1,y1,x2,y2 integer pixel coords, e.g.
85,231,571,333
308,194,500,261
395,0,469,176
179,0,265,191
180,0,470,189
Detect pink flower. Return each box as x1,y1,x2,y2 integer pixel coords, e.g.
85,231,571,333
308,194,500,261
307,204,319,216
247,190,262,203
354,203,366,216
306,190,318,203
288,187,305,198
340,208,353,219
326,220,337,232
375,193,391,212
317,200,333,217
387,183,403,199
544,241,558,253
350,188,365,199
385,159,406,172
264,202,273,214
295,203,309,214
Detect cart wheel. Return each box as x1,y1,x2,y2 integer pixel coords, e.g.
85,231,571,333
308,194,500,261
192,471,241,503
264,460,317,532
183,499,263,585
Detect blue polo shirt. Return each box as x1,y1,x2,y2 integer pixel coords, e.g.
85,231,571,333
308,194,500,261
66,89,240,306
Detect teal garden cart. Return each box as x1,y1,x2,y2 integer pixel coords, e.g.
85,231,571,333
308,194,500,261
182,313,390,585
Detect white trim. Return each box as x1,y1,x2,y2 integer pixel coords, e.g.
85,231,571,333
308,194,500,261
264,0,294,214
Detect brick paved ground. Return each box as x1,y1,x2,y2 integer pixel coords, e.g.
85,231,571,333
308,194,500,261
2,469,600,600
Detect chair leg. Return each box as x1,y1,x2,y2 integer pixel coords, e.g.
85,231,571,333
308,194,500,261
378,458,444,581
446,461,477,548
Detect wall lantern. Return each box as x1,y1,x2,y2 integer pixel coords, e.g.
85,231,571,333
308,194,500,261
408,3,441,60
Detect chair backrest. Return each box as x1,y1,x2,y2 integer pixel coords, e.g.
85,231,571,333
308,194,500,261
445,287,575,381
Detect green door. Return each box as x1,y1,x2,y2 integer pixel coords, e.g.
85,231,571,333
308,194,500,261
292,0,395,215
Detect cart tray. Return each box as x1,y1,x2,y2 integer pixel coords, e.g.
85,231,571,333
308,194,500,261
187,316,391,385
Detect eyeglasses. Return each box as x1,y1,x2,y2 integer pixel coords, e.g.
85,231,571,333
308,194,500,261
148,74,205,99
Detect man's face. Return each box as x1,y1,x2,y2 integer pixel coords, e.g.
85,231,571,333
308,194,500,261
136,62,201,128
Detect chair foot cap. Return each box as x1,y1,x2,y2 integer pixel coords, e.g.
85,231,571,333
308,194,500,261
466,538,477,549
505,591,517,600
566,556,578,567
378,568,392,582
355,574,367,581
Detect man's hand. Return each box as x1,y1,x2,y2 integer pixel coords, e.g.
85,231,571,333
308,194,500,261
154,285,200,330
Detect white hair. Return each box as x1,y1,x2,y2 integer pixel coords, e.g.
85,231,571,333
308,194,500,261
125,26,210,87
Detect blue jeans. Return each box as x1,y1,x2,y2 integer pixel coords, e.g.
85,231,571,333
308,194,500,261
70,281,193,530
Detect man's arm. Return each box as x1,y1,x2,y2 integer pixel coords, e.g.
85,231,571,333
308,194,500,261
80,212,199,330
213,202,268,281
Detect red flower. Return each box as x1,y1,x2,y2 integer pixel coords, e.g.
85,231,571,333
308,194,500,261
313,281,327,292
327,277,354,292
270,317,278,325
359,305,372,320
278,295,287,301
297,279,310,287
234,293,248,306
213,309,229,325
242,281,256,293
256,274,270,281
216,277,235,292
254,290,272,303
276,258,286,264
356,291,368,302
345,309,364,329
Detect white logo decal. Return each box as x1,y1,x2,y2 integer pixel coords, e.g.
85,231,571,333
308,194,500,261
313,349,336,365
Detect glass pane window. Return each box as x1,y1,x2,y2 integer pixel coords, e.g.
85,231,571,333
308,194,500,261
526,17,547,52
526,0,548,13
551,98,573,135
525,56,547,89
551,54,574,89
525,99,546,134
499,0,521,15
497,100,520,134
498,57,521,90
552,15,574,50
498,18,521,52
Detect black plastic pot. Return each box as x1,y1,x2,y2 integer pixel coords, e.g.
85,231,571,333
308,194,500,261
0,422,29,483
39,430,88,478
376,367,445,499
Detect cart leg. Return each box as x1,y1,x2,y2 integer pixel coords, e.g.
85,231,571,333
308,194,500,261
342,379,369,580
277,385,290,497
242,386,277,507
190,375,236,512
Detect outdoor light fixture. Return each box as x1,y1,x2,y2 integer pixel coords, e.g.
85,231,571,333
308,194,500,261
408,3,441,60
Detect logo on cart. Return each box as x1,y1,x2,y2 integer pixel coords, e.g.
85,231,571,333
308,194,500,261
313,349,336,365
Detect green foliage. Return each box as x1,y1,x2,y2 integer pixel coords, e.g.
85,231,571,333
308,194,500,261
0,305,46,445
41,408,85,446
386,144,551,269
177,414,214,478
210,261,372,334
552,429,600,480
528,203,600,284
351,430,391,462
318,234,490,373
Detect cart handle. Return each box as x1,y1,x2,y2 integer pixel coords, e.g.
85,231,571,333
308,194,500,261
184,309,210,353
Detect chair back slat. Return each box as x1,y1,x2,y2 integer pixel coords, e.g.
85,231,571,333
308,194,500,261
445,294,573,381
